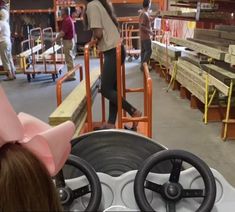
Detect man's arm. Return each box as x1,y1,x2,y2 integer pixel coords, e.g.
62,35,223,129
54,31,65,43
87,4,103,42
92,28,103,41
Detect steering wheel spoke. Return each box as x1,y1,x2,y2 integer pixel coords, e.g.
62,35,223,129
166,201,176,212
145,180,163,193
73,185,91,199
169,159,183,183
55,170,66,188
182,189,205,198
56,155,102,211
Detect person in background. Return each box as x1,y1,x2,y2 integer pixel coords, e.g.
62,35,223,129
71,8,82,57
81,0,142,130
54,7,76,81
139,0,153,71
0,9,16,81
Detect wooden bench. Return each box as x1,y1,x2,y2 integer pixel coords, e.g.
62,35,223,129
49,69,100,136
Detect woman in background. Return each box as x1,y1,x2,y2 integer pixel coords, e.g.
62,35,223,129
0,9,15,80
82,0,142,130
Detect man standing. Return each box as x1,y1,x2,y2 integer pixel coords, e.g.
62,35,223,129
54,7,76,80
139,0,153,71
0,9,16,81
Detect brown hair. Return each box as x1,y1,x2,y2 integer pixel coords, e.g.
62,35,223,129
0,143,63,212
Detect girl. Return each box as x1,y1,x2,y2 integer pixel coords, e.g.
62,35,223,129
83,0,142,130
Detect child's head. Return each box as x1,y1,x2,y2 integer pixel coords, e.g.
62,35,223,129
0,143,62,212
0,85,75,212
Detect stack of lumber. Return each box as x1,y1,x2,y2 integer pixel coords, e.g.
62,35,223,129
225,46,235,66
151,41,183,67
170,56,234,102
160,11,182,16
201,63,235,96
188,27,235,66
171,57,215,103
170,0,233,2
215,25,235,32
170,26,235,102
192,28,235,51
170,37,226,61
159,10,231,20
49,69,100,135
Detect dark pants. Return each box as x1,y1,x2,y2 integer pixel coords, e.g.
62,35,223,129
101,45,137,124
141,39,152,65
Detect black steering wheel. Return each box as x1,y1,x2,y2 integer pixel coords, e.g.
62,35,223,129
134,150,216,212
55,155,102,211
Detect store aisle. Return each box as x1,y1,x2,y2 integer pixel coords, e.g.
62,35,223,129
1,57,235,187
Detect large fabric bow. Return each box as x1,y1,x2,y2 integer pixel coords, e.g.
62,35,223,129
0,86,75,176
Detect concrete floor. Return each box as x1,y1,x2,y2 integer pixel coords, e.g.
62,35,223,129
1,57,235,187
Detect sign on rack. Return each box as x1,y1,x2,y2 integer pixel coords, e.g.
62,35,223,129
10,0,54,10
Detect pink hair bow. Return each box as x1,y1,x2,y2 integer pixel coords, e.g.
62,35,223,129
0,86,75,176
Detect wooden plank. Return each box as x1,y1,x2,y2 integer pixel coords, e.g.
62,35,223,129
49,69,100,124
225,54,235,65
208,74,229,96
74,112,87,137
174,58,229,102
187,38,228,52
192,34,235,46
221,31,235,42
203,64,235,81
194,29,221,38
152,41,182,58
152,53,175,68
41,45,61,57
175,59,209,101
177,69,206,94
170,37,226,60
19,44,43,57
176,71,205,103
160,11,231,20
172,0,232,2
178,57,207,78
215,25,235,32
229,45,235,55
49,84,98,126
225,54,231,64
200,12,231,20
177,66,205,89
160,10,182,16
